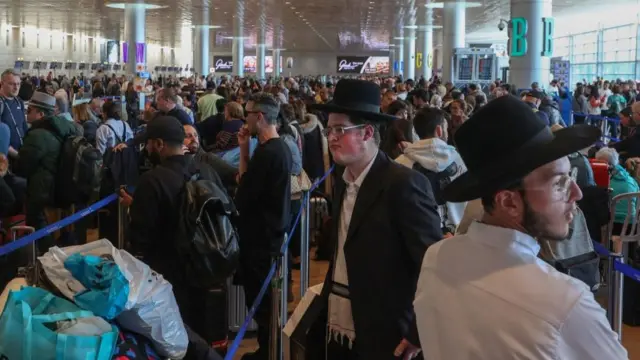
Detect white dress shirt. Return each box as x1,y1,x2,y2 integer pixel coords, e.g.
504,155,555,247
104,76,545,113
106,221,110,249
414,221,628,360
328,150,378,343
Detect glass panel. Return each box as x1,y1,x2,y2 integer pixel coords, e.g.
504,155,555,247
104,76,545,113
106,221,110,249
603,62,635,74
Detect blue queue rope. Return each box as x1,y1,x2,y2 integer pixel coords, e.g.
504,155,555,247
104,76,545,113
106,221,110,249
225,166,334,360
592,240,640,283
0,193,119,257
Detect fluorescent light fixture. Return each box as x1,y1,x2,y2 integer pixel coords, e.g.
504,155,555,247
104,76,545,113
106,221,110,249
105,2,167,9
403,25,418,29
425,1,482,8
191,25,222,29
394,36,404,40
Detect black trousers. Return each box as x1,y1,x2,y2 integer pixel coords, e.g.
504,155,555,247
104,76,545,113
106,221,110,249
240,254,273,356
327,337,360,360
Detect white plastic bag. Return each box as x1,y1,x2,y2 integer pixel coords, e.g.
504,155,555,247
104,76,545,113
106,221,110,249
39,239,188,359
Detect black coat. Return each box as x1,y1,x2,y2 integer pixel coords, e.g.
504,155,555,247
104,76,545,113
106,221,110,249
318,151,443,359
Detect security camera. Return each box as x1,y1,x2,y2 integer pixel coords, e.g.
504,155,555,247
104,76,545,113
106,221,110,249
498,19,508,31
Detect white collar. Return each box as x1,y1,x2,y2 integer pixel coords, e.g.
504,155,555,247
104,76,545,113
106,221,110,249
466,221,541,257
342,149,378,188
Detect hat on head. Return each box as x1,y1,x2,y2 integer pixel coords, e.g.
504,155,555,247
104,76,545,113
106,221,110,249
144,115,186,145
443,96,600,203
310,79,396,123
28,91,56,112
524,90,543,99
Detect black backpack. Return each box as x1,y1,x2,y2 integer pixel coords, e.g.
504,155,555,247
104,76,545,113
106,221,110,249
412,162,458,206
54,136,103,208
176,173,240,288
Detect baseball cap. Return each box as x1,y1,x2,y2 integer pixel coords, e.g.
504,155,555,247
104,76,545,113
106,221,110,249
524,90,543,100
144,116,186,145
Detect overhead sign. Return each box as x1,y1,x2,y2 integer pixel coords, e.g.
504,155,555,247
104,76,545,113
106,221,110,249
243,56,283,73
336,56,390,74
510,17,555,57
213,56,233,73
416,53,423,69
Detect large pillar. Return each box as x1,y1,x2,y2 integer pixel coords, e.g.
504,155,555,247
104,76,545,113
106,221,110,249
509,0,553,88
404,26,416,80
416,7,434,80
256,21,266,79
442,1,465,82
396,37,404,78
194,3,210,77
273,25,282,78
389,49,396,76
124,4,145,76
232,0,245,77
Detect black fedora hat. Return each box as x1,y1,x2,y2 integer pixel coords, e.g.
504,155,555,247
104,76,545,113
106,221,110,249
311,79,397,123
443,95,601,203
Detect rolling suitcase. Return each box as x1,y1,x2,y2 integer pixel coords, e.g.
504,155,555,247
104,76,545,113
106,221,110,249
227,277,258,333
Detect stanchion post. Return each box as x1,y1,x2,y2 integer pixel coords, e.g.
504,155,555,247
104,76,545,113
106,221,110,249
300,192,310,298
280,233,289,360
117,201,125,249
270,253,282,360
607,253,618,328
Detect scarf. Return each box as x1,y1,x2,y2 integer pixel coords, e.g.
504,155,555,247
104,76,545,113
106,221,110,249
328,183,357,347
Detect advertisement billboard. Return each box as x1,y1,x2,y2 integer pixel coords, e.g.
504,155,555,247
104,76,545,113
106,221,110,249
213,56,234,73
336,56,390,74
243,56,283,73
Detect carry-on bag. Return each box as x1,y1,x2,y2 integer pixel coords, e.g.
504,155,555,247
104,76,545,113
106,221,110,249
0,286,118,360
227,277,258,333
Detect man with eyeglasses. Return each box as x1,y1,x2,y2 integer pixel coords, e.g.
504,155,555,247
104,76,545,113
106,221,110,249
308,79,443,360
235,92,292,360
414,96,626,359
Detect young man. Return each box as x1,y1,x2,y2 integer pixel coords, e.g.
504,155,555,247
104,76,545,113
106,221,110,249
414,96,627,359
235,92,292,360
311,79,443,360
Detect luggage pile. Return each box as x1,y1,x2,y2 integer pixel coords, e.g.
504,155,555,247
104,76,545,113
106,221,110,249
0,239,195,360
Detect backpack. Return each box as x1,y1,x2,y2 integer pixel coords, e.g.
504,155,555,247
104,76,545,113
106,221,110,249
54,136,103,208
176,173,240,288
412,161,458,206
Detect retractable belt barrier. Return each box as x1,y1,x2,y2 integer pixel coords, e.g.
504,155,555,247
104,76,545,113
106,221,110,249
0,193,119,257
592,241,640,282
225,166,334,360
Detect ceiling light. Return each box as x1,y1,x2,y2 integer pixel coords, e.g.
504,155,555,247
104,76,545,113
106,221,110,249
424,1,482,8
295,11,300,14
285,1,290,3
105,2,167,9
291,6,296,9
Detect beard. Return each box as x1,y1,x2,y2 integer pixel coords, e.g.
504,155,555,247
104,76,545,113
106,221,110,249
148,150,162,166
522,201,573,241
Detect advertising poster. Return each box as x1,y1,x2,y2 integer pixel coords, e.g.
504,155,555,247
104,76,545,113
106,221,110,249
336,56,390,74
243,56,284,73
213,56,233,73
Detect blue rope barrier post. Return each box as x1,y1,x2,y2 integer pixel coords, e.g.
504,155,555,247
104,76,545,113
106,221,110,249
270,245,283,360
300,191,311,298
279,233,289,360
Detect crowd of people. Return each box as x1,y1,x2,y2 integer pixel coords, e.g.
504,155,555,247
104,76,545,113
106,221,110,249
0,68,638,359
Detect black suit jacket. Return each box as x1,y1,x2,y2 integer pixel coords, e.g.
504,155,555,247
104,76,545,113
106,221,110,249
320,151,443,359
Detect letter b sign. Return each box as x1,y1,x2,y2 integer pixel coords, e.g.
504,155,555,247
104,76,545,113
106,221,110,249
542,17,555,57
510,17,528,57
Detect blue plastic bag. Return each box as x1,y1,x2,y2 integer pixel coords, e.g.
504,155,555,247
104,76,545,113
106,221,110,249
64,253,130,320
0,286,118,360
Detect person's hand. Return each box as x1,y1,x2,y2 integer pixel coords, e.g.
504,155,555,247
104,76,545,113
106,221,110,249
394,339,421,360
0,153,8,177
182,144,190,154
443,232,454,239
119,188,133,207
113,143,128,152
238,125,250,147
7,146,18,159
398,141,411,152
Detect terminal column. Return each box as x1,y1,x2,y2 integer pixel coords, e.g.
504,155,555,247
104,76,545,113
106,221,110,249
124,4,146,77
256,20,266,79
509,0,553,88
396,29,405,77
273,25,282,78
442,1,465,82
194,2,210,77
417,7,434,80
232,0,245,77
404,24,416,80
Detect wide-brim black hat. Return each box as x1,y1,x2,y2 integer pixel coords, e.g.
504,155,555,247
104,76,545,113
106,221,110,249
310,79,397,123
443,95,601,203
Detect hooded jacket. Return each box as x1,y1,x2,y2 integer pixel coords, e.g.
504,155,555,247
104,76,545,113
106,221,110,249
17,114,79,206
395,137,467,230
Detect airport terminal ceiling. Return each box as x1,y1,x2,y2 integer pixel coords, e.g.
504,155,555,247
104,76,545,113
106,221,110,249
1,0,640,52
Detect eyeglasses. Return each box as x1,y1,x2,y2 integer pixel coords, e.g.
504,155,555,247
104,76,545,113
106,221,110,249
322,124,366,137
552,167,578,202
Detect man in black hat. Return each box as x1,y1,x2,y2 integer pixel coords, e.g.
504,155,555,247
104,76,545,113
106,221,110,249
414,96,627,359
311,79,443,360
522,90,550,125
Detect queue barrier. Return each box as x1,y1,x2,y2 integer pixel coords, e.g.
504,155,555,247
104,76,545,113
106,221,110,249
225,166,334,360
